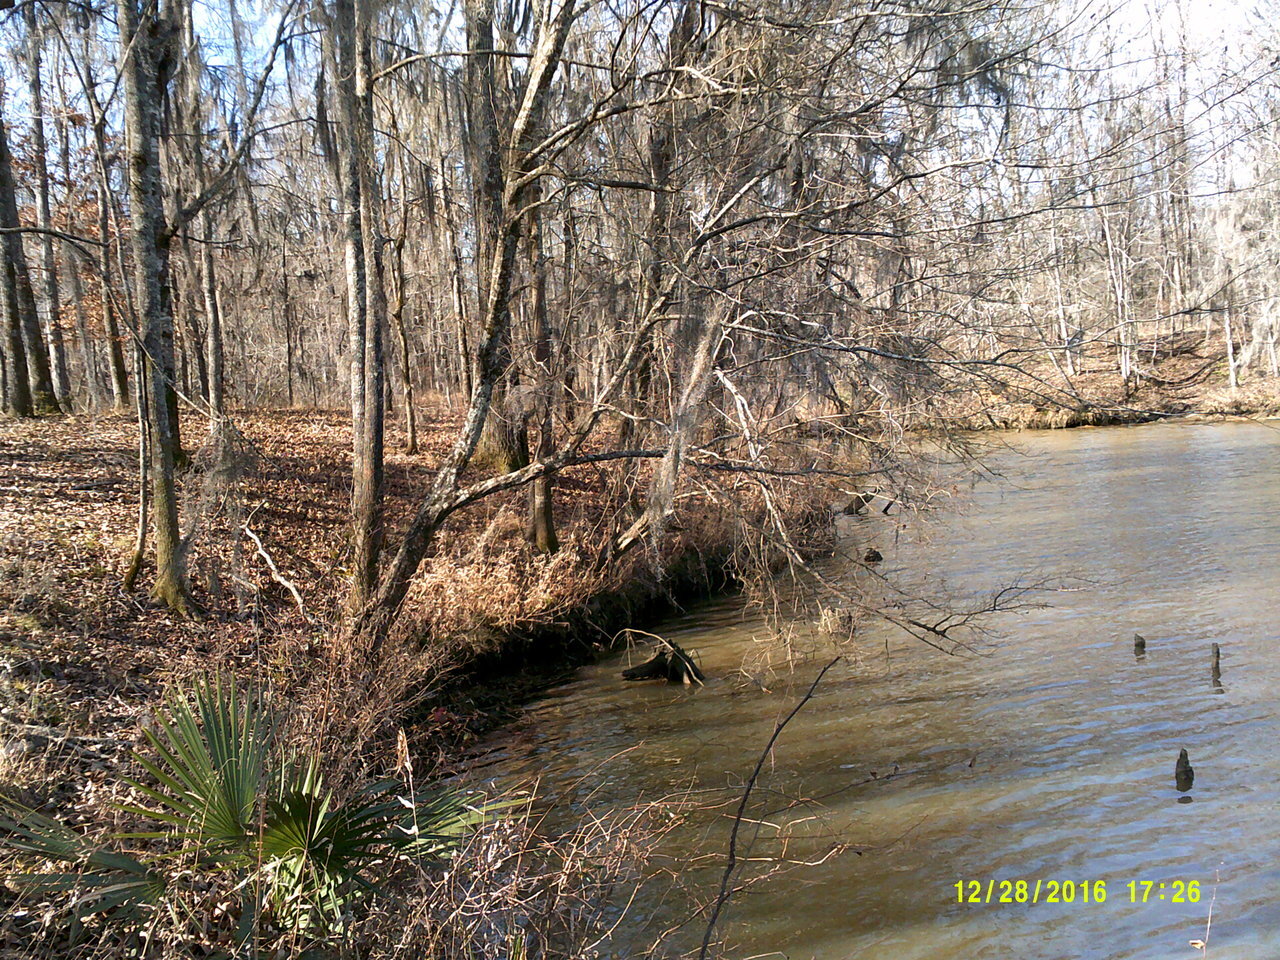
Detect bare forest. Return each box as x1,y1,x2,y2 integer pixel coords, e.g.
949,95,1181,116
1,0,1279,955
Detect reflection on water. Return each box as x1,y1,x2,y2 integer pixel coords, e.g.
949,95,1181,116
473,421,1280,959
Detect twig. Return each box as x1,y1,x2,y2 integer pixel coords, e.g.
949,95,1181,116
1192,868,1220,957
0,716,127,756
698,656,841,960
242,515,309,621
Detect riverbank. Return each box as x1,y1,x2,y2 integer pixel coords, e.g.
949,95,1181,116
5,355,1274,789
0,406,849,956
3,405,1268,956
0,408,835,790
941,330,1280,430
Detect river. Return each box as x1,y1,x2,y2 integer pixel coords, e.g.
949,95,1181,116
472,421,1280,959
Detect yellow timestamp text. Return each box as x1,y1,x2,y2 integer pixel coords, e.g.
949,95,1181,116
954,879,1202,905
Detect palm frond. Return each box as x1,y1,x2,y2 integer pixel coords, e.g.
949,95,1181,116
390,783,514,860
123,676,271,848
0,799,164,918
0,678,505,941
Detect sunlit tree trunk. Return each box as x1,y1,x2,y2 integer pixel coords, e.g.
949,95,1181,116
389,194,417,454
118,0,189,612
325,0,386,610
526,186,557,553
200,213,225,418
26,21,72,407
81,46,131,412
54,62,102,408
467,0,530,474
1,241,33,417
0,95,61,415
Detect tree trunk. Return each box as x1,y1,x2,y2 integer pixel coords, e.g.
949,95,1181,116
174,239,209,403
118,0,189,612
67,250,101,408
92,108,131,411
466,0,529,475
390,229,418,454
525,190,557,553
201,212,224,418
282,245,295,406
1,245,33,417
356,0,386,579
26,24,72,407
55,66,102,408
327,0,385,611
181,5,225,425
1224,271,1238,390
0,95,61,415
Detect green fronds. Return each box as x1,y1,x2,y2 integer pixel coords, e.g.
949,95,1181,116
0,676,505,943
122,676,271,848
0,799,163,921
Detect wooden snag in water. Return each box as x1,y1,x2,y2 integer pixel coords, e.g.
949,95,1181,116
621,636,706,685
622,651,668,681
1133,632,1146,655
1211,642,1222,682
1176,748,1194,793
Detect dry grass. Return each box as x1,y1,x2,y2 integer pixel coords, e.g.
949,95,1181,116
349,798,686,960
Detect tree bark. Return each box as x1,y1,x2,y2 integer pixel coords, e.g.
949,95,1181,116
1,242,32,417
118,0,189,612
67,250,100,408
55,63,102,408
84,62,131,413
525,187,557,553
26,21,72,407
466,0,530,475
200,212,224,417
390,219,417,453
327,0,386,611
0,95,61,414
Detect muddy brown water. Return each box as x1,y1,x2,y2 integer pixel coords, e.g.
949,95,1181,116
473,421,1280,959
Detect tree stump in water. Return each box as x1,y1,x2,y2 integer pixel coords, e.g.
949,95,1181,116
1175,748,1194,793
621,638,705,685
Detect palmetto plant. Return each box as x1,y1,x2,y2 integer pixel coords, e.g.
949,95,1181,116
0,677,497,942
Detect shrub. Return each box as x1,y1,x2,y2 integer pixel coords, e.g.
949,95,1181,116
0,677,498,950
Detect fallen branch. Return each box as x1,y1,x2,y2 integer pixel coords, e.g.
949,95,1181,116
0,715,128,756
243,517,309,621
